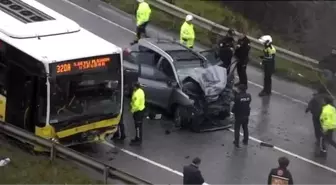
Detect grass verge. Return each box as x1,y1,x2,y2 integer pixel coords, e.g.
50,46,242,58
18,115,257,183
0,136,102,184
104,0,321,87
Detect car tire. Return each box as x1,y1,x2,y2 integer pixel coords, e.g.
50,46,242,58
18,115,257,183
190,116,203,133
173,105,188,128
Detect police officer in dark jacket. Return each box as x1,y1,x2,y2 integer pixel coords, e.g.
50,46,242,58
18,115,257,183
183,157,205,185
267,156,294,185
234,34,251,86
232,84,251,148
305,86,329,144
217,28,235,70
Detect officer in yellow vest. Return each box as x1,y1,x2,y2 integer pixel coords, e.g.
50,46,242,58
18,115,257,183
180,14,195,49
130,82,146,145
319,97,336,154
131,0,151,45
258,35,276,97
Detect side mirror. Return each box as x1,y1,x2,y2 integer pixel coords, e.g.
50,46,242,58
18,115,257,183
167,80,178,87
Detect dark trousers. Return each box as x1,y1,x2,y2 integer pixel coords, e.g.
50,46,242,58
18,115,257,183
263,62,274,93
320,130,333,152
133,110,144,141
234,117,249,143
136,21,149,40
312,115,322,141
237,63,247,85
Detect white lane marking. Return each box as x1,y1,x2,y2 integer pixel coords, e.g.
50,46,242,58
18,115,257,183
62,0,135,34
63,0,336,175
228,128,336,174
103,141,210,185
98,4,133,21
63,0,309,106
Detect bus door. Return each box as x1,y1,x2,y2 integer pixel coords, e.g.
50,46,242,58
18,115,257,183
0,52,7,122
6,63,37,132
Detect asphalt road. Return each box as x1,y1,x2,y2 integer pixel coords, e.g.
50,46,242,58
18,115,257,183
37,0,336,184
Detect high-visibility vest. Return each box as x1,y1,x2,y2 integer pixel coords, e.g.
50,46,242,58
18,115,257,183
180,21,195,48
263,45,276,61
136,2,151,26
130,88,145,113
320,104,336,132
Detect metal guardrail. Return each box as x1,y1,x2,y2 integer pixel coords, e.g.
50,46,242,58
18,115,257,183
147,0,320,70
0,121,152,185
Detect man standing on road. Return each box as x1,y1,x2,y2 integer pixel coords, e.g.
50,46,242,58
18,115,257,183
130,82,146,145
319,96,336,155
258,35,276,97
183,157,205,185
232,84,251,148
305,86,329,144
267,156,294,185
217,28,235,69
180,14,195,49
131,0,151,45
234,33,251,87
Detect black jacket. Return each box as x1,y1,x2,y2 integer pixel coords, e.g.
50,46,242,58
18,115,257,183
267,167,294,185
217,36,234,68
183,164,205,185
235,36,250,64
306,93,329,117
232,91,251,118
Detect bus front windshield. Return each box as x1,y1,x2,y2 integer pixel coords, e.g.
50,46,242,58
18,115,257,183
49,63,121,124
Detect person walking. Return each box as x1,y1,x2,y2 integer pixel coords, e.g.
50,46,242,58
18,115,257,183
319,96,336,155
180,14,195,49
183,157,205,185
232,84,251,148
130,82,146,145
305,86,329,144
131,0,151,45
267,156,294,185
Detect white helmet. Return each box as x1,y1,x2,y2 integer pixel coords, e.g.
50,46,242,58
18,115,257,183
185,14,193,22
258,35,272,44
137,0,144,2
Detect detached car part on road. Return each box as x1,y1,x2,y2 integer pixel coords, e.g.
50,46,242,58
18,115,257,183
123,38,236,132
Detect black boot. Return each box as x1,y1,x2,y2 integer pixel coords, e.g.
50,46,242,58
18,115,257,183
259,91,271,97
130,138,142,146
233,141,240,148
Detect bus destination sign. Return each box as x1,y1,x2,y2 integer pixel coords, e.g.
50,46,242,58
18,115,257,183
52,56,111,75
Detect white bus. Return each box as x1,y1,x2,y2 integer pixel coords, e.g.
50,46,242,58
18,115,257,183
0,0,124,147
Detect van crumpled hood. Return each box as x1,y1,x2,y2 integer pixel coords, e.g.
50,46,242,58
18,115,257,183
177,66,227,97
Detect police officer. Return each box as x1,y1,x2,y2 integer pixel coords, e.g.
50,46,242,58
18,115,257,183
319,96,336,154
217,28,235,69
258,35,276,97
130,82,146,145
267,156,294,185
232,84,251,148
183,157,205,185
305,86,329,144
180,14,195,49
234,33,250,86
131,0,151,45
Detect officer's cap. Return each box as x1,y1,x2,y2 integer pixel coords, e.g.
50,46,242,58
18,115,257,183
186,14,193,21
